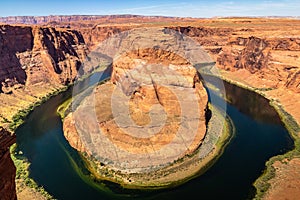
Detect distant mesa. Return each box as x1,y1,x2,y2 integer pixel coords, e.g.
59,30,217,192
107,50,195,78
0,15,181,25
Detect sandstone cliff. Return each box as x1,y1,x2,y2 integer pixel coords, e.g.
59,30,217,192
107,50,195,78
0,25,87,126
169,21,300,200
63,28,210,186
169,25,300,93
0,128,16,200
79,26,131,50
2,17,299,95
0,24,89,199
0,17,299,198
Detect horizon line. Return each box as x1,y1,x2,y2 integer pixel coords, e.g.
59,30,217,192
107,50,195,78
0,14,300,19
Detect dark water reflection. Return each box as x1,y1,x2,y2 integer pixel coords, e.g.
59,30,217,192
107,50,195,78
202,75,282,124
15,73,294,200
224,83,281,124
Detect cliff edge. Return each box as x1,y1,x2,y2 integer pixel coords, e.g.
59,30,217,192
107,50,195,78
0,128,16,200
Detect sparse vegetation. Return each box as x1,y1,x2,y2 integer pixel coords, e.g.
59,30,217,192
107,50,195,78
217,77,300,199
10,144,54,200
7,69,108,198
57,97,72,119
9,86,68,131
270,100,300,136
201,72,300,199
75,103,233,190
56,73,110,120
254,100,300,200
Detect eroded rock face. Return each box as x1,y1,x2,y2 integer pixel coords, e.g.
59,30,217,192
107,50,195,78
169,26,300,93
220,36,300,92
1,17,299,195
234,36,269,73
168,23,300,198
64,52,208,173
63,28,209,176
0,25,87,93
0,26,89,198
80,26,131,50
0,24,88,92
0,128,16,200
217,36,270,73
0,25,88,126
0,25,32,94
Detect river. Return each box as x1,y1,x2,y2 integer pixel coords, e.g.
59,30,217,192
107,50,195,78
15,72,294,200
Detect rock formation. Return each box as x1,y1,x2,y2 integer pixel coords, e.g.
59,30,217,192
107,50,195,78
63,28,211,186
64,50,208,168
0,24,88,126
79,26,131,50
0,16,299,198
0,128,16,200
169,25,300,93
0,25,87,198
65,19,300,195
168,21,300,200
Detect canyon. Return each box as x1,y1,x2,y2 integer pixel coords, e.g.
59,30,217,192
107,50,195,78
0,24,87,129
0,23,87,200
0,16,299,199
0,128,16,200
63,27,217,187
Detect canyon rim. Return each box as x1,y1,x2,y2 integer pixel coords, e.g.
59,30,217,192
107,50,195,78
0,15,299,200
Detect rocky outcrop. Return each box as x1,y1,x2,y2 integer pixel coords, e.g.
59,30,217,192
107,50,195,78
0,25,32,94
233,36,269,73
0,24,88,199
216,36,270,73
0,17,299,197
62,28,210,186
169,26,300,93
2,20,298,93
0,26,89,199
168,26,232,47
0,25,88,125
285,70,300,91
80,26,131,50
0,25,86,92
218,36,300,92
0,128,16,200
167,22,300,199
29,26,86,85
0,23,96,200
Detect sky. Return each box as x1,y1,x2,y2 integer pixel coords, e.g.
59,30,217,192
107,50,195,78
0,0,299,18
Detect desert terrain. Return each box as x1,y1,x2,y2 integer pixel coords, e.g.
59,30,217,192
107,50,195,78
0,15,299,199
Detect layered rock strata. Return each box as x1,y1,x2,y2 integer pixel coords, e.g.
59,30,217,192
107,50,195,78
0,128,16,200
169,25,300,93
63,28,211,186
0,25,88,127
0,17,299,198
0,24,87,199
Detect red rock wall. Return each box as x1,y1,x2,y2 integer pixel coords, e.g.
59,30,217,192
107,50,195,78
0,25,87,93
0,128,16,200
169,26,300,93
0,25,88,198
